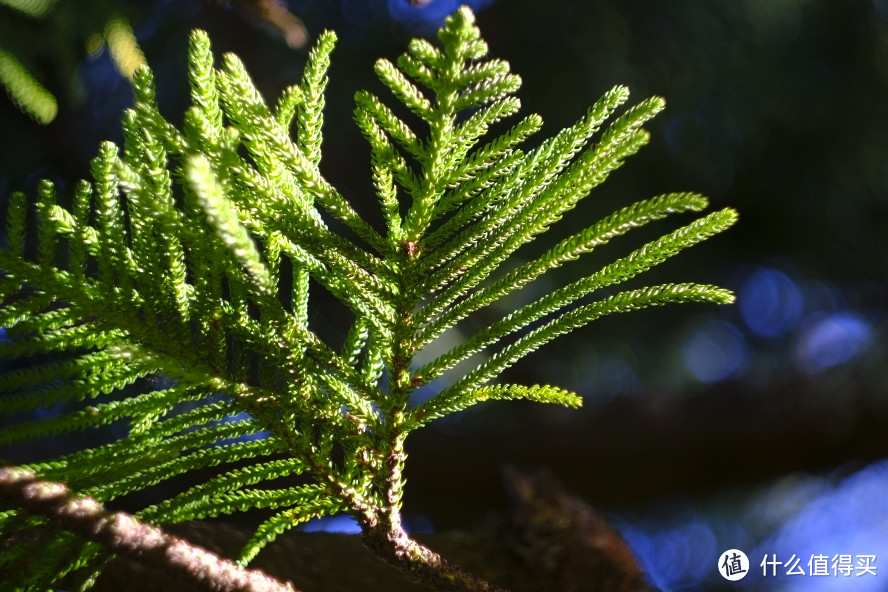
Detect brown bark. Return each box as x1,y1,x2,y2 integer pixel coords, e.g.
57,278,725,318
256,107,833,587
86,467,654,592
360,519,507,592
0,467,295,592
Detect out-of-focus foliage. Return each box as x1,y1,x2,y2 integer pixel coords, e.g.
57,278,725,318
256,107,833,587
0,48,56,123
0,1,149,124
102,16,147,80
0,0,57,18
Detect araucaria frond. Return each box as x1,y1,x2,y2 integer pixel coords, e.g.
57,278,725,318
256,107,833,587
0,7,736,592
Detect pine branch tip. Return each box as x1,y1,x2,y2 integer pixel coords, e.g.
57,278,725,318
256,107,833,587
316,29,338,45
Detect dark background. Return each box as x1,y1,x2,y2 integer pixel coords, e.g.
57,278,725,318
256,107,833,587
2,1,887,590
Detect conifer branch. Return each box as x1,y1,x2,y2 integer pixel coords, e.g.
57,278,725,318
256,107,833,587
0,6,736,590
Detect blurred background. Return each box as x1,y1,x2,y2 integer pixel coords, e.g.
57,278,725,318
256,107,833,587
2,0,887,590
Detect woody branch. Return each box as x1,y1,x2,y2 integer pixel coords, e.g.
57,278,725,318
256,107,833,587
0,467,297,592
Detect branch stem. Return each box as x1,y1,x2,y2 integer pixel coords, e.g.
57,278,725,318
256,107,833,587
361,520,507,592
0,467,298,592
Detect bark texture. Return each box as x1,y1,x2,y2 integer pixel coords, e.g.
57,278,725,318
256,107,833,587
0,467,295,592
78,467,656,592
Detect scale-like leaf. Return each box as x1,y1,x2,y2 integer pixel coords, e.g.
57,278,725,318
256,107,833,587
411,383,582,428
0,8,736,590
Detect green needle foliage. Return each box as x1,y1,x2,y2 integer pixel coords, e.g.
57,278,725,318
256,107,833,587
0,6,736,591
0,47,57,124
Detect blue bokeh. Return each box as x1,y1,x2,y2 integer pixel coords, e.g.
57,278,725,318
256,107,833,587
738,267,803,339
795,311,873,373
301,514,362,534
682,320,749,383
300,512,434,534
386,0,500,34
615,459,888,590
751,460,888,591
